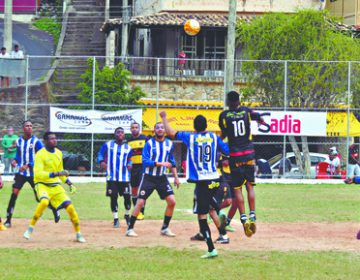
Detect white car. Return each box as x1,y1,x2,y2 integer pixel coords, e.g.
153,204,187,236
268,152,329,178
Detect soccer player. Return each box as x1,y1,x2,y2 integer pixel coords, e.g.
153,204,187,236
127,122,148,220
23,132,85,243
161,111,229,259
219,91,264,237
4,120,59,228
98,127,132,228
0,173,6,231
126,122,180,237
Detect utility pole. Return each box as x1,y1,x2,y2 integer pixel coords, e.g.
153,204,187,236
225,0,237,95
4,0,13,51
121,0,129,59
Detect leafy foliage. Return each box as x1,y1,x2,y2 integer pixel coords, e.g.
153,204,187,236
236,10,360,107
33,17,61,45
77,58,146,109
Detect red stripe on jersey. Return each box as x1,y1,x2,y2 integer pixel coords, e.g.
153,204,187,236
230,150,254,157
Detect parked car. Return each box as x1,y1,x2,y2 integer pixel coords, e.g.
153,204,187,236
268,152,329,178
62,151,91,174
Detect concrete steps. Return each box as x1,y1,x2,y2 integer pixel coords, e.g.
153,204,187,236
52,0,106,103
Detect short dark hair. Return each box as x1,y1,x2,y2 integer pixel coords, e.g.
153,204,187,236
194,115,207,132
227,91,240,102
22,120,32,126
131,121,140,127
1,47,6,51
14,44,19,48
43,131,56,140
154,122,163,128
114,127,124,133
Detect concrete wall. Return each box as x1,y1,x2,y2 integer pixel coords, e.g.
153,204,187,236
135,0,321,14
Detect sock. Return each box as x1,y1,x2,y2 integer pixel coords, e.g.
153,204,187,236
128,215,137,230
124,194,131,211
199,218,215,252
219,226,226,235
131,196,137,207
30,199,49,227
6,193,18,221
66,204,81,233
161,215,172,230
226,217,232,226
141,206,145,215
240,214,247,224
249,211,256,221
110,196,118,213
113,212,119,219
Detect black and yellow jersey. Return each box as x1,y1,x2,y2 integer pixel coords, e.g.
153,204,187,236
127,134,148,166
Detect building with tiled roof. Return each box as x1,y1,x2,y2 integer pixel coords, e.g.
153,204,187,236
102,0,323,77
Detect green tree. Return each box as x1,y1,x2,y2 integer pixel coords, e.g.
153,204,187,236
236,10,360,176
62,59,146,174
77,58,145,108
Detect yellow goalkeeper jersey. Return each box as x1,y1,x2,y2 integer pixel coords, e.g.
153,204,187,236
34,147,67,185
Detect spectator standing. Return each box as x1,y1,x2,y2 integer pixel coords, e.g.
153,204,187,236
256,158,272,179
177,50,186,70
0,47,10,88
1,127,18,174
11,44,24,84
347,144,360,178
98,127,132,228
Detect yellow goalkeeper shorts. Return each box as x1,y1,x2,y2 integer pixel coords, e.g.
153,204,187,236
35,183,71,210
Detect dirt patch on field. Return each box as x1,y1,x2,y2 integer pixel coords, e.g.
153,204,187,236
1,219,360,252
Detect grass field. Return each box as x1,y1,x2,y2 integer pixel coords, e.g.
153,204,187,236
1,181,360,279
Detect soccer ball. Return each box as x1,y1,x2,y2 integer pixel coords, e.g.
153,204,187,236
184,19,201,36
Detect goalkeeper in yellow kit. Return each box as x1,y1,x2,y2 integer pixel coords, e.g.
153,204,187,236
23,132,86,243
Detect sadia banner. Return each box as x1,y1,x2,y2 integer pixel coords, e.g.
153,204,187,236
251,111,327,136
50,107,142,134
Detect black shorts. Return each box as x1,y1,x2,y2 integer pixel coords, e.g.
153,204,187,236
138,174,174,200
193,180,220,215
106,181,130,197
214,174,234,203
13,174,35,190
230,165,256,189
130,167,143,188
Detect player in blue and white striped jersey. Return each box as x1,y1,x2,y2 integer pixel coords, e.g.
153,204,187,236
98,127,132,228
4,120,59,228
160,111,229,259
126,122,180,237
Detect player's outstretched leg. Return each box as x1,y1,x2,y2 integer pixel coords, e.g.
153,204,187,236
23,198,49,239
65,204,86,243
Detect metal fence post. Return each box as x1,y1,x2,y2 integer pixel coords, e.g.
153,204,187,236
346,61,352,178
282,60,288,175
24,55,30,120
156,58,160,122
223,59,227,108
90,56,96,177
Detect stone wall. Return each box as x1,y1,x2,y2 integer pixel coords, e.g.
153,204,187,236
131,75,243,101
0,83,50,138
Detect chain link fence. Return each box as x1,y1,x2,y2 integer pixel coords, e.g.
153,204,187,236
0,56,359,179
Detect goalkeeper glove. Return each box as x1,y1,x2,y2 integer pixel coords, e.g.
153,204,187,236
69,184,77,194
57,170,70,177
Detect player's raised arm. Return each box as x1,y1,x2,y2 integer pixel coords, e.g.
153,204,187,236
160,111,176,139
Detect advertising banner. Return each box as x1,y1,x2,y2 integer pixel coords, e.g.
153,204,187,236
50,107,142,134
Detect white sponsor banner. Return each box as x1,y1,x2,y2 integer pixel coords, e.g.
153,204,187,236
251,111,327,136
50,107,142,134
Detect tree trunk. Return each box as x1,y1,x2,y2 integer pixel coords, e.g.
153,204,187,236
288,135,304,174
301,136,311,178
